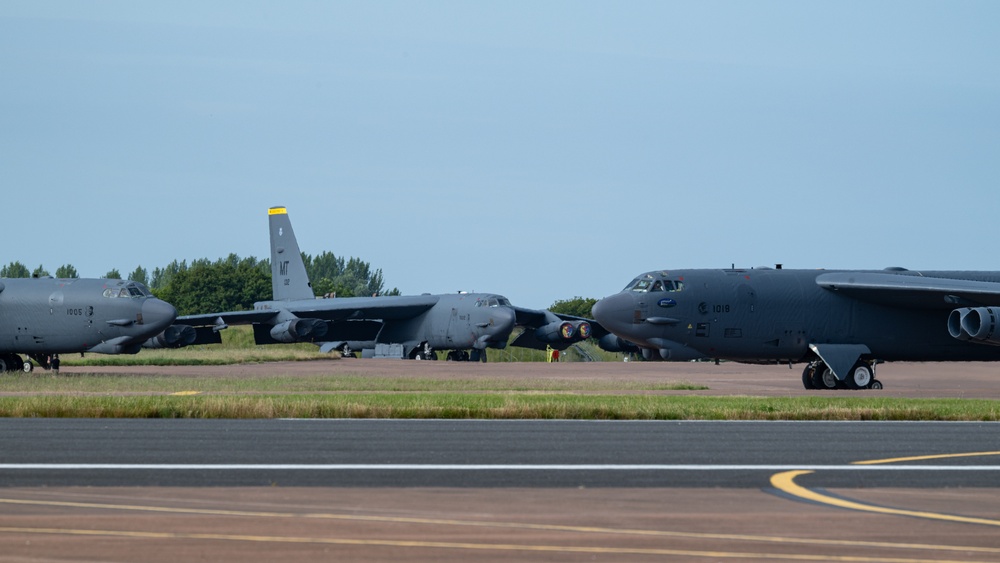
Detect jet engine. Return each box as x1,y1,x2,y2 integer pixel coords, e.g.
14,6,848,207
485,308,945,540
143,324,197,349
269,318,329,343
533,320,591,344
948,307,1000,346
598,333,640,353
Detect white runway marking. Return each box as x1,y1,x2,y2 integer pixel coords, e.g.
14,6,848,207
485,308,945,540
0,464,998,471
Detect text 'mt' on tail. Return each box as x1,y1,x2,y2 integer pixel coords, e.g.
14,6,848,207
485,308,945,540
268,206,315,301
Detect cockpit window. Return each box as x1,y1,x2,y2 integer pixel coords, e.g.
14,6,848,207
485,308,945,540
103,282,153,299
625,276,684,293
478,297,511,307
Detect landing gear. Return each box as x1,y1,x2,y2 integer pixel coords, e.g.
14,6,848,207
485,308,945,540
0,354,28,373
845,360,874,389
444,350,485,362
339,345,356,359
801,364,817,389
819,366,841,389
802,359,882,390
411,343,437,360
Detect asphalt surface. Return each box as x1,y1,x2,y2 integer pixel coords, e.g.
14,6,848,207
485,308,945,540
0,361,998,562
1,419,999,488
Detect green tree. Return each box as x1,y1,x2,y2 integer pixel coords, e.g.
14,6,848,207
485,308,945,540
104,268,122,280
55,264,79,278
549,296,598,318
128,266,149,285
32,264,50,278
1,261,31,278
156,254,270,315
150,260,187,290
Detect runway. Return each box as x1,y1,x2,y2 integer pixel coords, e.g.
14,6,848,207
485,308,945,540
1,419,999,488
1,419,999,561
2,361,999,561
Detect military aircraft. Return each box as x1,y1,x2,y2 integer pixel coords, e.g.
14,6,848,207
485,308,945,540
592,266,1000,389
0,277,178,372
169,207,594,361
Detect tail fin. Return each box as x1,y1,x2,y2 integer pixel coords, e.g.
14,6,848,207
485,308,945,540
268,206,315,301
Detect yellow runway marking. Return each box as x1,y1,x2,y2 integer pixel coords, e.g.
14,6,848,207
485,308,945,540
1,497,998,557
0,525,987,562
771,451,1000,527
169,391,201,396
853,451,1000,465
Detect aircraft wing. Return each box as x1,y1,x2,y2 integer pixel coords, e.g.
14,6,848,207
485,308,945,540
816,272,1000,309
175,295,441,326
280,294,440,321
174,310,280,327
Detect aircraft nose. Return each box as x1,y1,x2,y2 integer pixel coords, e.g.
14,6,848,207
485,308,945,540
494,307,517,336
142,298,178,332
592,292,634,333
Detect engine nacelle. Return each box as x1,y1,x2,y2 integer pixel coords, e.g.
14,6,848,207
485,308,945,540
948,307,1000,346
142,324,197,349
598,333,640,353
269,318,329,343
533,320,591,344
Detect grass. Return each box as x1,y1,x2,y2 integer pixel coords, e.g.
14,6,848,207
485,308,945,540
6,327,996,421
0,394,996,420
0,371,997,420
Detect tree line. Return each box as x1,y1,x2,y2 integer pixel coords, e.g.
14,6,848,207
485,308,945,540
0,252,400,316
1,258,598,318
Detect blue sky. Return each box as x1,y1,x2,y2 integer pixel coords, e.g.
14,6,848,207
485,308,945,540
3,1,998,308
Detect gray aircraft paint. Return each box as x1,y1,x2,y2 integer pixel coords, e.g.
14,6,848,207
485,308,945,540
0,277,176,372
172,207,595,360
593,267,1000,389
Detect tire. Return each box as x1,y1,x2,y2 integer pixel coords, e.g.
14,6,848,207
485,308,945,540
820,367,840,389
802,365,817,389
0,357,7,373
869,379,883,390
845,362,873,389
22,360,33,373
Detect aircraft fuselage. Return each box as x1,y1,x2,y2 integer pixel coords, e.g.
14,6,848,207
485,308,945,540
593,268,1000,364
0,277,177,357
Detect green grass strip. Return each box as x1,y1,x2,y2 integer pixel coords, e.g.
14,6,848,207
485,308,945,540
0,395,996,420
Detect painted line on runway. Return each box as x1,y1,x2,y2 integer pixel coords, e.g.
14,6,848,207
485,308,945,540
0,525,987,562
2,496,998,557
852,451,1000,465
0,463,999,470
771,451,1000,527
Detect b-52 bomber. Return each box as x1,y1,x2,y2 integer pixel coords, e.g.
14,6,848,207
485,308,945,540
592,266,1000,390
169,207,594,361
0,277,177,372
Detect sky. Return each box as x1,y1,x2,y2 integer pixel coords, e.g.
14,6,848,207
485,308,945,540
2,1,999,309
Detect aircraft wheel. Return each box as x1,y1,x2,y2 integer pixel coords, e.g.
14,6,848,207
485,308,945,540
819,367,840,390
845,361,873,389
869,379,883,390
22,359,33,373
801,364,817,390
0,357,7,373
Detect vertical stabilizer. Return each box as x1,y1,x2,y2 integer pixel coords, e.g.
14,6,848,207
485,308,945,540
268,206,315,301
